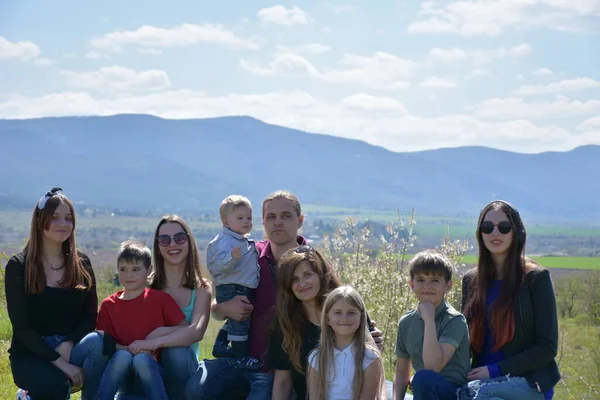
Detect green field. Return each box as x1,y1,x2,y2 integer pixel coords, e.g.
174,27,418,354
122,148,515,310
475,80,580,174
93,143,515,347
459,255,600,270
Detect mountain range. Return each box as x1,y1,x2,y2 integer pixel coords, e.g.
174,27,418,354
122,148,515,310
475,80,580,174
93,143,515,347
2,114,599,219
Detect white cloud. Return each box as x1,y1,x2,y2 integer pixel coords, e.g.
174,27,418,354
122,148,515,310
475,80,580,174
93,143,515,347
470,43,531,65
257,6,309,25
0,36,41,60
90,23,258,52
137,48,163,55
474,96,600,119
1,90,596,153
516,78,600,95
532,67,553,76
85,50,108,59
470,68,491,77
419,77,458,89
241,51,418,91
428,47,466,62
407,0,600,36
334,4,356,13
35,58,55,66
276,43,331,55
340,93,409,113
428,43,531,65
576,116,600,131
61,66,171,94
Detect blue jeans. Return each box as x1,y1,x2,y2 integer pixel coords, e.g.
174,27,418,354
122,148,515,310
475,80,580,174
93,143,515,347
160,346,199,400
457,376,545,400
97,350,167,400
411,369,460,400
184,357,273,400
12,331,107,400
216,284,253,342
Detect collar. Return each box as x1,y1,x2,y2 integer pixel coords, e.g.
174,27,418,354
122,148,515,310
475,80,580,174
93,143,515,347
416,300,449,320
333,342,355,357
259,235,307,265
221,226,250,241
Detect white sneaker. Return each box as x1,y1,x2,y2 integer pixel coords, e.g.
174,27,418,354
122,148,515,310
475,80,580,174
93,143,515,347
15,389,30,400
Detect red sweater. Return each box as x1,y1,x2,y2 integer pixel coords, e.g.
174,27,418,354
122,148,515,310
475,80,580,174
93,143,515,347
97,288,184,346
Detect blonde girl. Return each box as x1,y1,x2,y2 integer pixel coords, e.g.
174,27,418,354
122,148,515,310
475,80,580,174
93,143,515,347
307,286,385,400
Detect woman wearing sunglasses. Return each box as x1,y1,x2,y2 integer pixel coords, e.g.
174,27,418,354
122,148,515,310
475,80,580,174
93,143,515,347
459,201,560,400
121,215,212,400
6,188,108,400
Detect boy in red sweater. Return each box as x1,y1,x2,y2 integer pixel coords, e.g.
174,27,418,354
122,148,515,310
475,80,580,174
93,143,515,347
96,240,186,400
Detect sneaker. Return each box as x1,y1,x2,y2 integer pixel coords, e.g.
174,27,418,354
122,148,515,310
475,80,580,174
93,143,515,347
15,389,31,400
212,342,235,358
236,356,263,370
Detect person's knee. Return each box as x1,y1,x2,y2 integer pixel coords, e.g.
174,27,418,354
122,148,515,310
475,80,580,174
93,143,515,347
110,350,134,372
411,369,439,390
132,352,155,372
79,331,104,353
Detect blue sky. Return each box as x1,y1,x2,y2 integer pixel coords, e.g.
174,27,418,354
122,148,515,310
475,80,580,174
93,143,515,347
1,0,599,153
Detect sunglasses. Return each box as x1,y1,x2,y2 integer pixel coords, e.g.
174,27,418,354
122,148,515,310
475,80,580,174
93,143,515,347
295,245,314,254
38,187,63,210
480,220,512,235
157,232,188,247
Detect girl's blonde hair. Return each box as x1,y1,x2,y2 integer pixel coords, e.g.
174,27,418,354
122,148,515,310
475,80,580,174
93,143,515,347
313,285,382,400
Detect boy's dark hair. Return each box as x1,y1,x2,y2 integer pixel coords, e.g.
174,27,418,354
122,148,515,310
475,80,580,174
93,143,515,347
408,249,453,282
117,240,152,269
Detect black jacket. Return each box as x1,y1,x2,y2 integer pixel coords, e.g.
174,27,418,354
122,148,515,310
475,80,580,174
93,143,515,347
461,267,561,392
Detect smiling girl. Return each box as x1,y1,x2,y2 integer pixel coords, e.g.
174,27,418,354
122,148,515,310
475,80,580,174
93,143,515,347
307,285,384,400
6,188,108,400
123,215,212,399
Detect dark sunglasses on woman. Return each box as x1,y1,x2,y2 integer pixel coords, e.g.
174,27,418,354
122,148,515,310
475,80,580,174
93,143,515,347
157,232,188,247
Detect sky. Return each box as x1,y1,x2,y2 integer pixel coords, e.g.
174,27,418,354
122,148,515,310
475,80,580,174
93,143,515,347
1,0,599,153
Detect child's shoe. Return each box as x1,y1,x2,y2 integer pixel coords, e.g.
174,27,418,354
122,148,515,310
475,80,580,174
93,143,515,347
212,342,235,358
15,389,31,400
212,328,235,358
236,356,263,370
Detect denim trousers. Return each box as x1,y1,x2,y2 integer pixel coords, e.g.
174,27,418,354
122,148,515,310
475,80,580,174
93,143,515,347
96,350,167,400
11,331,108,400
411,369,460,400
184,357,273,400
215,284,253,342
113,346,198,400
457,376,545,400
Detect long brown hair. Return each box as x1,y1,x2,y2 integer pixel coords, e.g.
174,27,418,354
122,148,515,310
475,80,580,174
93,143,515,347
24,193,92,294
275,246,341,372
149,215,207,290
466,201,530,353
313,286,382,400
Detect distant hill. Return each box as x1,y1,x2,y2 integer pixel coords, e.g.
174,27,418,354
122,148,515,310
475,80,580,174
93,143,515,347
2,114,599,218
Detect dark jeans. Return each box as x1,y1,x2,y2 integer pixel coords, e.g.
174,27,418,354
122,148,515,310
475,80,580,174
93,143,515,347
184,357,273,400
411,369,460,400
10,331,109,400
216,284,253,360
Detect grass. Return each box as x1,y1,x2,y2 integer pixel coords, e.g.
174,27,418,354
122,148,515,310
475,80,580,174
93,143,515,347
458,255,600,270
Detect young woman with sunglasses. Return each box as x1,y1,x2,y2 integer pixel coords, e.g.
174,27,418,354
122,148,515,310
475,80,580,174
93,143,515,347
6,188,109,400
459,201,560,400
122,215,212,399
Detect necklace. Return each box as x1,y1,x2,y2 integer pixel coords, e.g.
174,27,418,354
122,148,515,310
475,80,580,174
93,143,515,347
44,255,65,272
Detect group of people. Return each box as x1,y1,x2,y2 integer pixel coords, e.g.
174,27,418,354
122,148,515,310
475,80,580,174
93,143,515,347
4,187,560,400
